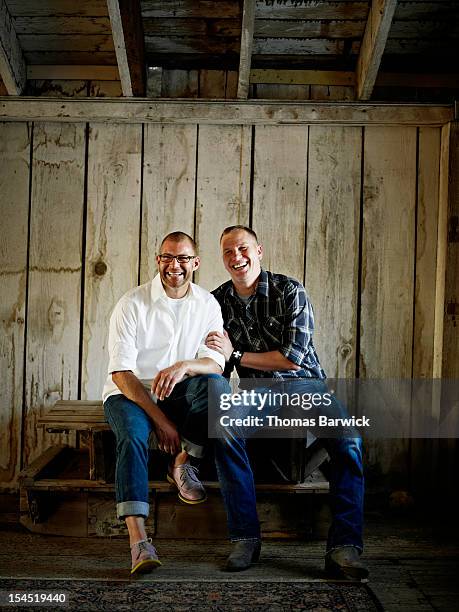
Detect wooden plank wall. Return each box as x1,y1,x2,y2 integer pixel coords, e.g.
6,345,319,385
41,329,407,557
0,117,450,494
0,124,30,484
159,69,354,100
81,124,142,401
141,124,196,283
24,123,86,467
306,126,361,379
26,69,352,100
195,125,251,290
361,127,417,484
25,72,459,103
439,122,459,493
23,70,459,102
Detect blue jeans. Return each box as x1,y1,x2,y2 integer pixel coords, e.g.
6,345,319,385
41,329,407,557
213,378,364,552
104,373,223,519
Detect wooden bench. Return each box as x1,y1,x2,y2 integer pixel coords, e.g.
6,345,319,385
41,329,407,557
37,401,110,481
18,400,329,537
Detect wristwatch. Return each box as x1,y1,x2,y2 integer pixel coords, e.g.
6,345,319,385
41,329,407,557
228,349,244,367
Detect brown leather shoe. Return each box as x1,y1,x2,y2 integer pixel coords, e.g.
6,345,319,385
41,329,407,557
325,546,369,581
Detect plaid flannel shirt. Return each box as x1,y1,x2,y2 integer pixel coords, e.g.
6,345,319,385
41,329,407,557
212,270,326,381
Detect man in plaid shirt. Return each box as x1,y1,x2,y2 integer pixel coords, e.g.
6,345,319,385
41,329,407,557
206,225,367,580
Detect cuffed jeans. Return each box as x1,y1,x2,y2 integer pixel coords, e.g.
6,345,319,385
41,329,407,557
213,378,364,552
104,373,223,520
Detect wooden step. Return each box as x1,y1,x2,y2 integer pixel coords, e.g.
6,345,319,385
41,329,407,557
38,400,108,432
18,442,329,539
19,445,329,493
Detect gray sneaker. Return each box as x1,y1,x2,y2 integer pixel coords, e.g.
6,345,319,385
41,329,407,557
325,546,369,581
130,538,161,575
167,462,207,504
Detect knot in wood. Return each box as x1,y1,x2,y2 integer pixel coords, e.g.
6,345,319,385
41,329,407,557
339,343,353,358
94,261,107,276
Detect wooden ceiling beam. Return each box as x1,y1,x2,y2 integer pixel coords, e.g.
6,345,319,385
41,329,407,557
0,99,452,127
107,0,145,96
237,0,255,99
0,0,26,95
355,0,397,100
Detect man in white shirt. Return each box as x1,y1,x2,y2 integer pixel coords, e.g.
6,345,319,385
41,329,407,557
103,231,226,575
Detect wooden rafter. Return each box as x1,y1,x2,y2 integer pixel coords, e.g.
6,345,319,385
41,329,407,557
0,0,26,95
355,0,397,100
237,0,255,99
107,0,145,96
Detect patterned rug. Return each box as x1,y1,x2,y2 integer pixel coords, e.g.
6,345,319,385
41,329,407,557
0,578,383,611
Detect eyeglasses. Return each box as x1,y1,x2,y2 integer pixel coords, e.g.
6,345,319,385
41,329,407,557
158,254,197,264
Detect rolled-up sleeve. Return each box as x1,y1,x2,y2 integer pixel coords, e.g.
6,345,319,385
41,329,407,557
107,297,138,374
197,296,226,371
278,283,314,367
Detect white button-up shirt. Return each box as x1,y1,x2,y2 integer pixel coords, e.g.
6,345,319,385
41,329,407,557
102,274,225,402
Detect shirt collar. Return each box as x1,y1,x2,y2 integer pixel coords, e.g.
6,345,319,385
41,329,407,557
228,269,269,300
255,269,269,298
150,273,199,303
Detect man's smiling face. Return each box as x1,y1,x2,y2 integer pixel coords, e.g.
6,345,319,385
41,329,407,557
156,238,200,297
221,229,263,290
